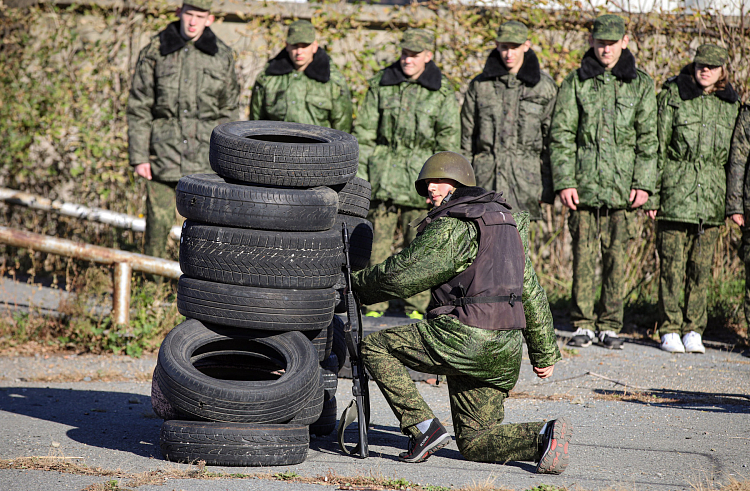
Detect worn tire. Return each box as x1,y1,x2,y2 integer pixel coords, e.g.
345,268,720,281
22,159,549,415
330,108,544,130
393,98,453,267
157,319,320,423
176,174,338,231
309,396,337,437
289,368,324,425
331,315,347,373
151,365,183,421
209,121,358,187
304,320,334,362
339,215,373,271
160,420,309,466
179,220,344,289
334,177,371,218
320,353,339,400
177,277,335,331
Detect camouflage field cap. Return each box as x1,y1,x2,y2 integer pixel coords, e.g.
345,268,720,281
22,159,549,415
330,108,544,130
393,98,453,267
591,14,626,41
401,28,434,53
694,43,728,66
287,20,316,45
496,21,528,44
183,0,212,11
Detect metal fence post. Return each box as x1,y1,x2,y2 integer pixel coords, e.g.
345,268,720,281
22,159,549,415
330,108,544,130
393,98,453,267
112,262,132,326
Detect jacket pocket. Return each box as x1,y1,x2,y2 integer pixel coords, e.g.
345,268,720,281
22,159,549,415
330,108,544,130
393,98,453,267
154,61,179,115
615,96,637,145
415,105,438,144
519,100,544,151
377,96,400,143
198,69,225,120
476,100,496,150
668,109,701,162
306,94,332,125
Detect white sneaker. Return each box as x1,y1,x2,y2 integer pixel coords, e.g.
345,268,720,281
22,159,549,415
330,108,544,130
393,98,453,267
660,333,685,353
682,331,705,354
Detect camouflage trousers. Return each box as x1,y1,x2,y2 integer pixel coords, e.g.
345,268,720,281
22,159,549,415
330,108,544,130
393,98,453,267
569,208,634,333
144,179,183,261
361,320,544,462
367,201,430,313
657,222,719,336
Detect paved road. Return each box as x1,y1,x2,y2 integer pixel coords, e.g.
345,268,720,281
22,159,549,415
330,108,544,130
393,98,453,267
0,279,749,490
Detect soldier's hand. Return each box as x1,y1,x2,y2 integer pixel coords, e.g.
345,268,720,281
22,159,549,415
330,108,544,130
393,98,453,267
559,188,579,211
135,163,152,180
629,189,649,209
646,210,657,220
731,214,745,227
533,365,554,379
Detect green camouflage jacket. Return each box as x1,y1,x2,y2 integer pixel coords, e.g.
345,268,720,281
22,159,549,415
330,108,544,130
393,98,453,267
727,105,750,218
353,61,461,209
461,50,557,220
127,22,240,182
549,49,658,209
352,208,561,390
249,49,352,132
646,66,740,225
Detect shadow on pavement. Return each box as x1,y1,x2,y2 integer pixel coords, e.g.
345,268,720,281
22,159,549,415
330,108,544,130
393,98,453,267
0,386,162,458
592,387,750,413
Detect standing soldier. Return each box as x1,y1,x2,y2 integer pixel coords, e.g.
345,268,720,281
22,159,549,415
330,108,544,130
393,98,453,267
725,101,750,346
249,20,352,132
353,28,461,318
460,21,557,220
127,1,240,266
647,44,740,354
549,14,658,349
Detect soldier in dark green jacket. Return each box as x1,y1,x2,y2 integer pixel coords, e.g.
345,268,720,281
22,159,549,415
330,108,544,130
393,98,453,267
127,0,240,263
549,14,658,349
249,20,352,132
353,28,461,317
727,105,750,344
460,21,557,220
354,152,570,472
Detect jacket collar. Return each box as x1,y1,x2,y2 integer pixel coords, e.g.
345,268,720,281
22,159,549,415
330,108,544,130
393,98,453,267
380,60,442,91
578,48,637,82
674,63,738,103
159,21,218,56
479,49,541,87
265,48,331,83
418,186,507,233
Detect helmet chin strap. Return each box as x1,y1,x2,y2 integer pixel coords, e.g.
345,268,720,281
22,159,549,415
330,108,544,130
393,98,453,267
440,191,454,205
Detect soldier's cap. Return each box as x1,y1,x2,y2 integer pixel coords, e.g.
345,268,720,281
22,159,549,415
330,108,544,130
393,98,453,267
591,14,626,41
182,0,212,12
694,43,728,66
287,20,316,45
496,21,528,44
401,28,434,53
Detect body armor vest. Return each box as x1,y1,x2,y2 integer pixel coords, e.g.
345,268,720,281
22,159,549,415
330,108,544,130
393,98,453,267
419,188,526,330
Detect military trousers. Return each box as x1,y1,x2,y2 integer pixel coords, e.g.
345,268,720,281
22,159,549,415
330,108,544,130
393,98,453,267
368,201,430,313
569,207,633,333
144,179,182,261
742,228,750,335
361,320,544,463
656,222,719,336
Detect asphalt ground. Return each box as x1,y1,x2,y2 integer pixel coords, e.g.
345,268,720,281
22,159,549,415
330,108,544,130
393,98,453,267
0,279,749,490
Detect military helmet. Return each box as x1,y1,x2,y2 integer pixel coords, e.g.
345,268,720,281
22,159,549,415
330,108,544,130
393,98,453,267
415,151,476,197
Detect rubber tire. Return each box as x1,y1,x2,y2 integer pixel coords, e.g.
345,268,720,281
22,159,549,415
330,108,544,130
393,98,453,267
209,121,358,187
179,220,344,289
176,173,338,231
177,277,335,331
309,396,337,437
152,364,182,421
157,319,320,423
334,177,371,218
320,353,339,400
304,320,334,362
289,368,324,425
338,215,373,271
331,315,348,373
160,420,309,466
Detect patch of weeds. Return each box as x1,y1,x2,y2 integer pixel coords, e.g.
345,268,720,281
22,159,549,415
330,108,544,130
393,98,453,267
274,470,300,480
383,477,413,488
527,485,568,491
562,347,579,357
422,485,452,491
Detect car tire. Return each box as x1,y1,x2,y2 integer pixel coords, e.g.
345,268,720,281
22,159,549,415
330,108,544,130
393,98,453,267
339,215,372,271
309,396,337,437
334,177,371,218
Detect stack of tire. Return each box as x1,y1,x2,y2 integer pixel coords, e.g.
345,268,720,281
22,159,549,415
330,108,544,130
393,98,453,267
150,121,372,467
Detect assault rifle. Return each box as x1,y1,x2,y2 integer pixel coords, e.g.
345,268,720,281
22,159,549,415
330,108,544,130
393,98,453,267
337,221,370,458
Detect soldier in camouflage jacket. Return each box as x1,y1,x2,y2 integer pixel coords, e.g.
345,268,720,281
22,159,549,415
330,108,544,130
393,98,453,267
460,21,557,221
353,152,567,471
249,20,352,132
549,15,657,349
127,1,239,262
353,28,460,315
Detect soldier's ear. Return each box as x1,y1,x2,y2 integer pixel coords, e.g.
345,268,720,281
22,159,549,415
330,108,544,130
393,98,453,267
425,50,434,63
522,40,531,52
205,14,215,26
621,34,629,49
311,40,319,53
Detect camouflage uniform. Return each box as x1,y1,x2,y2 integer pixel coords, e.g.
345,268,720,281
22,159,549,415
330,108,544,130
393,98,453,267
353,29,461,313
127,19,239,260
549,15,658,334
460,22,557,220
249,21,353,132
353,209,561,461
647,47,740,337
